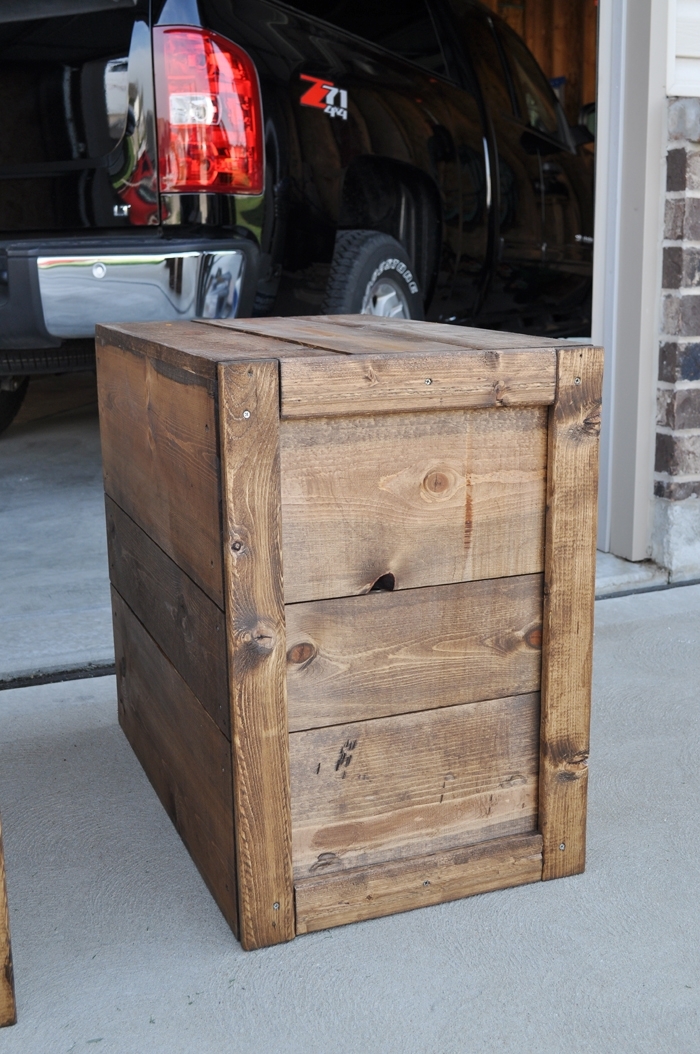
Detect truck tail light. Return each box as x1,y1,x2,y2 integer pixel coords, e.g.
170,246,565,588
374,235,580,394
153,26,263,195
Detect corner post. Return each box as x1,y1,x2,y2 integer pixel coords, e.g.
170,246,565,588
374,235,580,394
0,813,16,1027
218,359,294,948
540,345,603,880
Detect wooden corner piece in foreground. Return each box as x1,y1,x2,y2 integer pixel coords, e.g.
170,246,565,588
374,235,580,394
540,345,603,880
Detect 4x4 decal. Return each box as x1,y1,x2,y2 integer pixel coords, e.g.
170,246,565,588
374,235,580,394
300,74,348,120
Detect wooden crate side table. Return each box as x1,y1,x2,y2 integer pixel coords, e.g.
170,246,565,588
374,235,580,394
96,315,603,950
0,813,16,1027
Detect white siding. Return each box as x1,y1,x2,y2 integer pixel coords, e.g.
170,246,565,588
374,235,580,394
668,0,700,96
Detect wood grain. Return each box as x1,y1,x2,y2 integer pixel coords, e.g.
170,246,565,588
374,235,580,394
97,321,337,383
295,833,543,933
279,349,556,418
97,339,223,605
0,813,16,1028
286,574,543,731
218,359,294,949
112,589,239,934
290,693,540,878
279,406,548,602
539,346,603,880
106,496,229,737
207,314,561,351
319,315,562,347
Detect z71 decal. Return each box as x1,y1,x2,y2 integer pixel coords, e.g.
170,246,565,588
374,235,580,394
299,74,348,120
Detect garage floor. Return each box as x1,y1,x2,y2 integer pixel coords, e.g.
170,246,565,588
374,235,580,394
1,374,698,1052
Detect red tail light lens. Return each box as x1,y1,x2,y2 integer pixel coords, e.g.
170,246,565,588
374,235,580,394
153,26,264,195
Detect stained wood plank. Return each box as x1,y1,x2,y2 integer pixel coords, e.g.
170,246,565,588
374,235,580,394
286,574,543,731
106,496,229,738
295,833,543,934
279,406,548,603
290,693,540,878
207,314,561,351
112,589,238,935
279,349,556,418
97,321,337,383
539,346,603,880
316,315,563,347
97,339,223,605
218,359,294,949
0,813,16,1028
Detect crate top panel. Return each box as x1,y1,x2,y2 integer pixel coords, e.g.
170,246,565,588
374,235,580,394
96,316,587,416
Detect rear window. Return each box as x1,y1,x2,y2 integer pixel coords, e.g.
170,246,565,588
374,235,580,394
280,0,448,77
497,25,562,140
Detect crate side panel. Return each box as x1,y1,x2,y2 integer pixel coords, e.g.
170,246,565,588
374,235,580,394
286,574,542,731
295,833,543,934
280,406,548,603
97,339,223,606
106,497,229,738
112,589,238,936
290,693,540,878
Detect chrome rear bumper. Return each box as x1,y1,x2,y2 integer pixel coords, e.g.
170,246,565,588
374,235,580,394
36,249,245,338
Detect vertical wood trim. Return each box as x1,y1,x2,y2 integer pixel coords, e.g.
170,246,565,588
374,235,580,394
0,814,16,1028
540,346,603,880
218,360,295,949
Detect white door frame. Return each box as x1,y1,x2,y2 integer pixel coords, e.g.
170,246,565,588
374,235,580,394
593,0,668,559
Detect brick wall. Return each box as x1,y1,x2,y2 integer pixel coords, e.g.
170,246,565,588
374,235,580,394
654,98,700,579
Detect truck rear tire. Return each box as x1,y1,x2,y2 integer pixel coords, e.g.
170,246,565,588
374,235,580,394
0,377,29,436
323,230,424,319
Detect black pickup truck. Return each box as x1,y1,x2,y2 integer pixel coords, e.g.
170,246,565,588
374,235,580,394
0,0,594,431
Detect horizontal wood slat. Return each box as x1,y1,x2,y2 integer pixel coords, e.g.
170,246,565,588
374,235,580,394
286,574,542,731
205,314,561,352
305,315,562,348
112,589,238,935
290,693,540,878
106,496,229,738
0,813,16,1028
279,407,547,602
279,350,557,418
295,833,544,934
97,338,223,606
97,322,336,381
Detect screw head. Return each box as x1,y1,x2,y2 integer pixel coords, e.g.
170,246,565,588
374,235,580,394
425,378,432,385
423,880,430,887
559,843,566,851
232,541,242,552
574,377,581,385
273,902,280,911
243,410,251,419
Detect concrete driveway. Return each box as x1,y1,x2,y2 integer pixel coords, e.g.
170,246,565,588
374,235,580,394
0,374,112,686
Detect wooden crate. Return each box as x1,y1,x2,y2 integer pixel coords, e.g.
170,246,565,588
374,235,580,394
1,813,16,1027
96,315,602,951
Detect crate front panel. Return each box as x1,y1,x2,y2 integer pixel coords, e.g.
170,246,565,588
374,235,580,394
289,692,540,878
279,406,548,603
286,574,543,731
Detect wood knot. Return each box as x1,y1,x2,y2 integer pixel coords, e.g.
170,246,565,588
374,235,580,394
524,625,542,649
423,470,450,494
239,618,277,657
287,641,316,665
582,407,602,437
420,465,460,502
